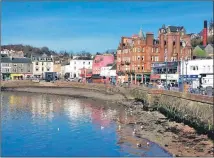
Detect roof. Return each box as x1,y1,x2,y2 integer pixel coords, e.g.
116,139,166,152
159,25,184,33
196,45,206,50
207,44,214,48
110,63,116,70
106,63,114,67
1,57,32,63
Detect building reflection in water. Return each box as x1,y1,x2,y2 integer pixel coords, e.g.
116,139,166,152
4,92,170,156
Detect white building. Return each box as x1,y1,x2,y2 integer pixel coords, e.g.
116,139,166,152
180,59,213,75
32,54,54,79
100,65,116,77
180,59,213,88
68,58,93,78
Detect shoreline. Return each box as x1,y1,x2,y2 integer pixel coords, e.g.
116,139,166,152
2,86,214,156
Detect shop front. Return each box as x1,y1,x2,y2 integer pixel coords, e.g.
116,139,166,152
150,74,161,82
11,74,24,80
2,73,11,80
160,74,179,82
24,74,33,80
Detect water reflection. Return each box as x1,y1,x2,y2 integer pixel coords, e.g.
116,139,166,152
1,92,171,157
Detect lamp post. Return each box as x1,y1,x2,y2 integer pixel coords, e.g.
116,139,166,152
185,59,189,83
165,49,168,89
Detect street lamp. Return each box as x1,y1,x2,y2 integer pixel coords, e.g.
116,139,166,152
165,49,168,89
185,59,188,83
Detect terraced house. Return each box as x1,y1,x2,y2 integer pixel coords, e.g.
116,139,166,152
31,53,54,79
1,57,33,80
116,26,192,84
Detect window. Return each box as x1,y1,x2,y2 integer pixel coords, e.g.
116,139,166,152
42,67,44,71
142,56,144,61
155,56,159,61
142,48,144,52
138,56,140,60
208,66,211,72
138,48,141,52
21,69,23,72
36,68,39,71
74,67,76,70
88,62,90,65
47,68,50,71
142,66,144,70
156,48,158,53
13,64,17,66
36,62,38,65
28,69,31,72
42,62,44,65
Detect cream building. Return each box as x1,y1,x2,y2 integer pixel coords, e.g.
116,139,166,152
32,53,54,79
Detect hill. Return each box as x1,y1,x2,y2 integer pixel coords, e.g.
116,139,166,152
1,44,58,58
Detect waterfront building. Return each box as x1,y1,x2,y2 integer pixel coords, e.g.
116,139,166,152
116,26,192,84
150,61,179,83
31,53,54,79
69,57,93,79
1,57,12,80
179,59,213,88
53,58,62,79
1,57,33,80
100,63,117,84
61,64,70,79
92,54,114,83
79,68,93,82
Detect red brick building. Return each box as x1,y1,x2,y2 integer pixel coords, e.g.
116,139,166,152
116,26,192,84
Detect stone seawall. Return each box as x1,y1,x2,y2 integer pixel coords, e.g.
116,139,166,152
130,88,214,138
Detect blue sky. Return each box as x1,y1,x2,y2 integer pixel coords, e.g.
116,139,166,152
2,1,213,53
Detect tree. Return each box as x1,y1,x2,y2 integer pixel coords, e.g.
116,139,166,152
191,38,203,47
41,46,49,53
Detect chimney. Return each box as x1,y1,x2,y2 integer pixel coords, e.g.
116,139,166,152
203,20,208,46
146,32,154,46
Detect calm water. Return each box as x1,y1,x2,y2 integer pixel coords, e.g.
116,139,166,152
1,92,172,157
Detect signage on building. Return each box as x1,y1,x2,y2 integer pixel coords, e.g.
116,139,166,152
150,74,160,80
180,75,198,79
151,62,178,68
160,74,179,80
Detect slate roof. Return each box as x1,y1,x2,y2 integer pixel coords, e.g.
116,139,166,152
159,25,185,33
1,57,32,63
106,63,114,67
110,63,116,70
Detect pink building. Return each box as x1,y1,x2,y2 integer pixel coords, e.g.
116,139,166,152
92,54,114,75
